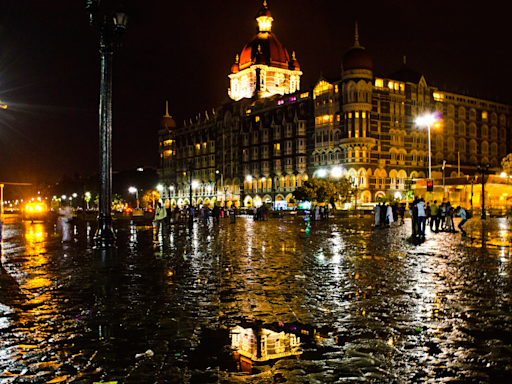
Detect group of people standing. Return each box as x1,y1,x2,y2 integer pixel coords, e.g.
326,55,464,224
374,202,405,228
409,197,469,238
154,202,237,234
311,205,332,221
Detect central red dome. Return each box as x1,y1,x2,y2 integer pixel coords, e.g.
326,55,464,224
239,32,291,70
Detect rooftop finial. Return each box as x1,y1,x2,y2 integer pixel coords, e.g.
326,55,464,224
164,100,171,117
354,22,360,48
235,54,239,63
292,51,296,60
403,55,406,65
263,0,267,7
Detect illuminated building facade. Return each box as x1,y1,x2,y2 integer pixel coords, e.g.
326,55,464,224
158,2,512,208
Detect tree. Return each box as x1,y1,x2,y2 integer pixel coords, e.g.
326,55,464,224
502,153,512,175
293,176,355,205
141,189,159,208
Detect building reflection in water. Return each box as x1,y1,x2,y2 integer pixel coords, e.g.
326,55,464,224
230,322,302,373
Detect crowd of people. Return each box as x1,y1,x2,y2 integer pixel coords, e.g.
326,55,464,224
374,198,470,238
373,202,406,228
407,198,469,238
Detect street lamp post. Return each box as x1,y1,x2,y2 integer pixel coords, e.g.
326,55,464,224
87,0,128,250
128,187,139,209
415,113,440,181
478,163,490,219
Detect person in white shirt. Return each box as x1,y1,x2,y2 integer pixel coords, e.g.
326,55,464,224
374,204,380,227
416,198,427,237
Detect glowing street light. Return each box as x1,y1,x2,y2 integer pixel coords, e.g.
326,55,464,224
331,167,342,178
128,187,139,209
415,112,441,180
317,169,327,178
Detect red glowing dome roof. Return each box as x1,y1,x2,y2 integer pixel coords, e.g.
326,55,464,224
239,32,290,70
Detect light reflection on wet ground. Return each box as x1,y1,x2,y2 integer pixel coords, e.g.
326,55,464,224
0,215,511,383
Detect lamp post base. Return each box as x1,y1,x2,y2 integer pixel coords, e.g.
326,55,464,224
94,214,116,249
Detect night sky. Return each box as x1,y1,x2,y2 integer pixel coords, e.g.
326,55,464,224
1,0,511,185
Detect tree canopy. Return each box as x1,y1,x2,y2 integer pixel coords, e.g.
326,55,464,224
502,153,512,175
293,176,355,204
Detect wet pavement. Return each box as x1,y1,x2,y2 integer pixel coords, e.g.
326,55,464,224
0,215,511,383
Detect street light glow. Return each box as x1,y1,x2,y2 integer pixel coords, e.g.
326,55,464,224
156,184,163,192
128,187,137,194
192,180,199,189
317,169,327,178
246,175,253,182
331,167,342,178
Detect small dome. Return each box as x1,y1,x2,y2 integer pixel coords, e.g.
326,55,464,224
231,54,240,73
343,47,372,71
161,101,176,129
343,22,372,71
289,51,300,71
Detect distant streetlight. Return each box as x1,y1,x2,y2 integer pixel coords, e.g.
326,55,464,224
331,167,342,178
415,112,441,180
317,169,327,178
128,187,139,209
86,0,128,250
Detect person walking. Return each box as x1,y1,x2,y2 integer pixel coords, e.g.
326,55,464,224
379,202,387,227
399,203,405,225
374,203,381,227
155,202,167,234
430,200,439,232
417,198,427,238
409,198,418,237
456,206,468,236
212,205,220,224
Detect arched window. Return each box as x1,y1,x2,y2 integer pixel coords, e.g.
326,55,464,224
491,142,498,156
491,126,498,140
470,156,477,165
459,138,466,153
458,107,466,119
447,153,456,163
469,123,476,136
469,139,477,154
491,113,497,124
447,136,455,151
481,141,489,155
458,121,466,136
481,125,488,138
469,109,476,120
500,128,507,140
436,135,444,151
500,114,506,126
447,120,455,135
447,104,455,117
500,143,507,156
491,158,498,168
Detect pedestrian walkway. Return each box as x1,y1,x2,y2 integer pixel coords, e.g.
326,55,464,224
0,215,511,383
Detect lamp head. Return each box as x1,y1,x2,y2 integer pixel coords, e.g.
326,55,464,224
113,5,128,35
86,0,100,25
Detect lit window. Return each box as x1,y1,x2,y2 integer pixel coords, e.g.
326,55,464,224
375,78,383,88
289,96,296,102
362,112,366,119
388,81,394,89
196,144,200,150
255,116,260,122
348,112,352,119
482,111,488,119
301,92,309,99
433,92,444,101
277,100,284,105
355,112,359,118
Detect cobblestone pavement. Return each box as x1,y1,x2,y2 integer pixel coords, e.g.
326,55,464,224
0,215,511,383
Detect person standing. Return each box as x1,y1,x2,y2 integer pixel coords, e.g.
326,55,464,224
155,202,167,234
212,205,220,224
386,204,394,227
430,200,439,232
417,198,427,237
456,206,467,236
409,197,419,237
439,203,447,231
446,202,455,232
379,202,387,227
399,203,405,225
374,203,381,227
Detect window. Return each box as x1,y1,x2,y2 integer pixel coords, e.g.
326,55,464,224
469,123,476,136
491,127,498,140
482,141,489,155
482,125,488,138
458,121,466,136
458,107,466,119
482,111,488,120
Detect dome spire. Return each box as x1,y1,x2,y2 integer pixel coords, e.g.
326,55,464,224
164,100,171,117
353,22,364,49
